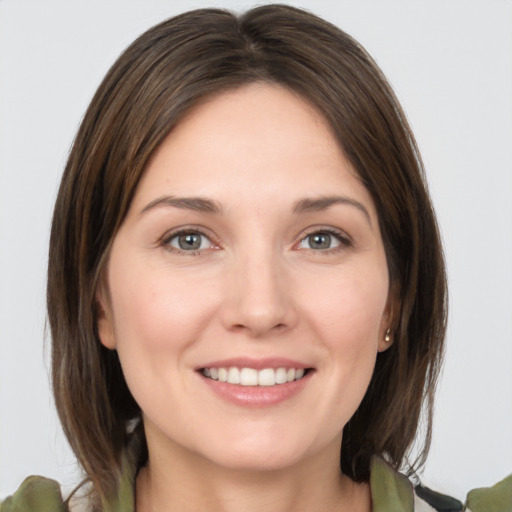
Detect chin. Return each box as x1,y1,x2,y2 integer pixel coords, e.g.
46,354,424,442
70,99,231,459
193,425,333,473
204,444,307,473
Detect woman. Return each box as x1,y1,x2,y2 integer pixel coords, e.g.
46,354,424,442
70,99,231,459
1,5,510,512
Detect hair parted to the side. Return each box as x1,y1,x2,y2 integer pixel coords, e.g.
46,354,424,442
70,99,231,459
47,4,447,501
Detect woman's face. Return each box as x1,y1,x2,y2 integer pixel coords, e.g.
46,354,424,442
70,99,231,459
97,83,392,472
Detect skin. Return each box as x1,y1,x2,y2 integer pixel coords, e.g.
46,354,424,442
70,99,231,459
97,83,392,512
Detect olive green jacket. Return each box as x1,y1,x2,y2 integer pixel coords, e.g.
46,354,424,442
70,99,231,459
2,455,511,512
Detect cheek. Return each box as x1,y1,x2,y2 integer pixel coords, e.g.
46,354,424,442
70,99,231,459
302,263,388,404
303,265,389,347
105,261,224,418
108,261,220,359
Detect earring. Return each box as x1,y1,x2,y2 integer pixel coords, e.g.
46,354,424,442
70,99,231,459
384,328,391,343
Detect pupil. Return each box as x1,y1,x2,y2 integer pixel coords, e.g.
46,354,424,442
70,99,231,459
179,233,200,250
310,233,330,249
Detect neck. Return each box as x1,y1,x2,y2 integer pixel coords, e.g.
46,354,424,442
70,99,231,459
136,436,370,512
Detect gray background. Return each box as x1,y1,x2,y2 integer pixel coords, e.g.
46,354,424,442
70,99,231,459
1,0,511,501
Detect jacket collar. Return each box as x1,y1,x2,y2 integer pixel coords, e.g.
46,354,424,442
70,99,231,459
370,456,414,512
103,444,414,512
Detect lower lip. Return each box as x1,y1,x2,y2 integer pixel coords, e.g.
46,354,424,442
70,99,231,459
199,372,313,408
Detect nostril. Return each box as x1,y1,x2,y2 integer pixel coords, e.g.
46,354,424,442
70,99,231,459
228,319,288,336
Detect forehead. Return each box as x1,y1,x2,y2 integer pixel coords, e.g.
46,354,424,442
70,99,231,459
130,83,376,218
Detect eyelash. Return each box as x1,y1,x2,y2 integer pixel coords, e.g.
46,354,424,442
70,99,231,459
160,228,218,256
297,227,352,254
159,227,352,256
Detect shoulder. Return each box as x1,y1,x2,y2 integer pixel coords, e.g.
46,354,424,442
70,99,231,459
0,476,68,512
370,456,512,512
465,472,512,512
414,473,512,512
1,476,96,512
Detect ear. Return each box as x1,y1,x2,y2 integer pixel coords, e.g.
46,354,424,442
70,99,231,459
378,290,398,353
96,282,117,350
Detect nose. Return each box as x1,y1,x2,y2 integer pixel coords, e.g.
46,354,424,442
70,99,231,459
220,248,297,338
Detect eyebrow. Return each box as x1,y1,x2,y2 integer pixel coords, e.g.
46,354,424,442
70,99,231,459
140,195,223,216
140,194,372,227
293,196,372,227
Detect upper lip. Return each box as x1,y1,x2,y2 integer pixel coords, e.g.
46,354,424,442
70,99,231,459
196,357,312,371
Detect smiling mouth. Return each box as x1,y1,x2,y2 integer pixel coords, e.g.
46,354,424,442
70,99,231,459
200,367,311,387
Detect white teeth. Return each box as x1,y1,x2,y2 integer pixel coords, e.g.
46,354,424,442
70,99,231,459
275,367,288,384
258,368,276,386
240,368,258,386
227,367,240,384
201,366,308,386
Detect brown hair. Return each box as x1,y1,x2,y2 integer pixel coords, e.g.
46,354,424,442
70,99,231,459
47,4,447,501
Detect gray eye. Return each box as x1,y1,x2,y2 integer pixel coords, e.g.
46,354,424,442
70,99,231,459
308,233,331,249
169,232,210,251
298,232,341,250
